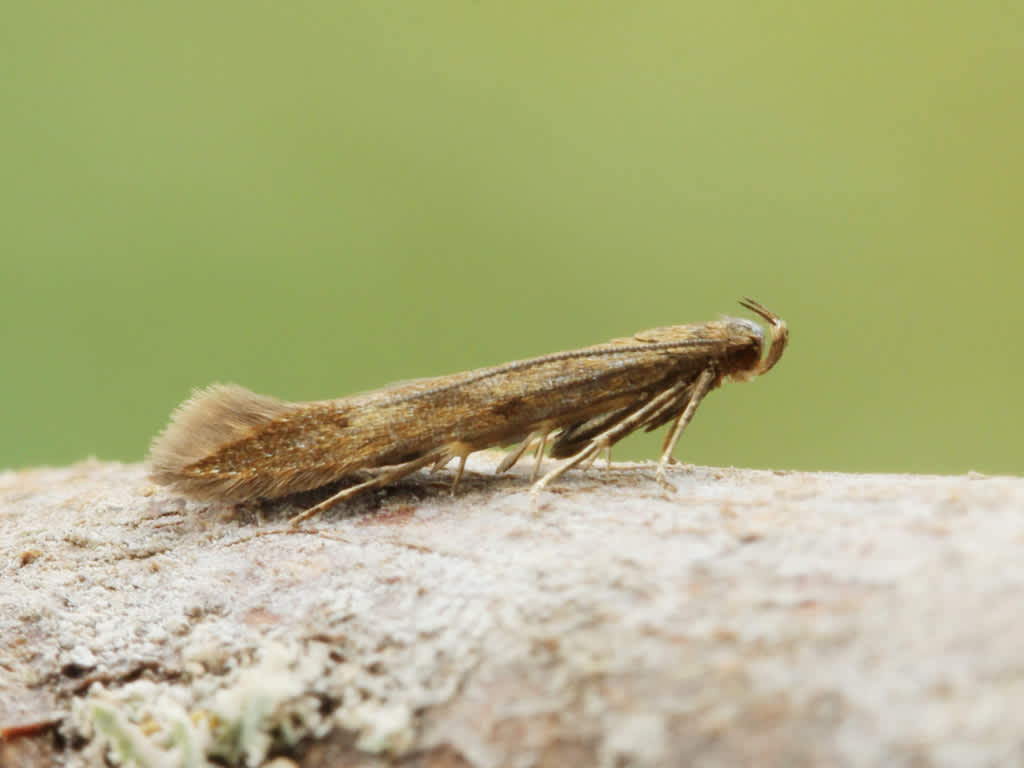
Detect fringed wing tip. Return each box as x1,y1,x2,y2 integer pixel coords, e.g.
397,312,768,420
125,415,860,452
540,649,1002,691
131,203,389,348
148,383,293,486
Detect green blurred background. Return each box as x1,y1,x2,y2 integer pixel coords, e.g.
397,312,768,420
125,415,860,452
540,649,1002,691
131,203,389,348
2,2,1020,476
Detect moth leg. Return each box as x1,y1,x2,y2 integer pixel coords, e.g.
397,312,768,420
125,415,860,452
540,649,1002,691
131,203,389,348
656,367,715,490
289,450,443,526
497,430,541,474
450,453,469,495
530,428,551,482
580,443,608,473
531,379,690,500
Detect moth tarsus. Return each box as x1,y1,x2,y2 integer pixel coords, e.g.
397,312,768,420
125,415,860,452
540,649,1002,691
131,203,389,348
148,298,788,524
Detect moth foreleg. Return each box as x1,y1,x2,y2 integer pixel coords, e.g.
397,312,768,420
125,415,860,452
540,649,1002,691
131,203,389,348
531,379,690,501
655,367,715,490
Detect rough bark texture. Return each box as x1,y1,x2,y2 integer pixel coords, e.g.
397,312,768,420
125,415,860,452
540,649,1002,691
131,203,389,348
1,456,1022,767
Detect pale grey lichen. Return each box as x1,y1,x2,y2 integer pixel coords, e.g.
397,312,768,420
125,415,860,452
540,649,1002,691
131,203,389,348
69,640,416,768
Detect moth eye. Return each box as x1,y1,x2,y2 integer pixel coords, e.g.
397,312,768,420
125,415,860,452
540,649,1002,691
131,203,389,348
730,318,763,339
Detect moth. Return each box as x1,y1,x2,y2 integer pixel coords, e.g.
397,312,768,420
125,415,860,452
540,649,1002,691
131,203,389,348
149,298,788,523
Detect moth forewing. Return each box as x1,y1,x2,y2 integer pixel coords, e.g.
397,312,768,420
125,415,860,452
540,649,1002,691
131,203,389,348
147,299,788,522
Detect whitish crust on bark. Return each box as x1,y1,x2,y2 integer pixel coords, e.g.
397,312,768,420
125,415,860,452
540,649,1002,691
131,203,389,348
2,457,1022,767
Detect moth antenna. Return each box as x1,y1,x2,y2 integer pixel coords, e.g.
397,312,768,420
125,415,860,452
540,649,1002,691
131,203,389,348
738,297,789,375
149,384,295,483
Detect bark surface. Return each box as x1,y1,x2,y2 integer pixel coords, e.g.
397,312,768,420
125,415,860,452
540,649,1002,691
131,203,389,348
1,457,1022,767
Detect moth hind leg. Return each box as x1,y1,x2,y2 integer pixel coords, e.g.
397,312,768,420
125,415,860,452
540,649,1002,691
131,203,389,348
429,442,479,495
530,429,551,482
497,430,542,474
450,451,469,495
548,406,635,460
289,449,444,525
497,428,554,482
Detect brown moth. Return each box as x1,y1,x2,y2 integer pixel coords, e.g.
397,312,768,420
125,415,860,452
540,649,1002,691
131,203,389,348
149,298,788,523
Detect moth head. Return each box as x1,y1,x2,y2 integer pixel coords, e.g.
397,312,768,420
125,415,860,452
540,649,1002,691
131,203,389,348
736,297,789,378
719,317,766,381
